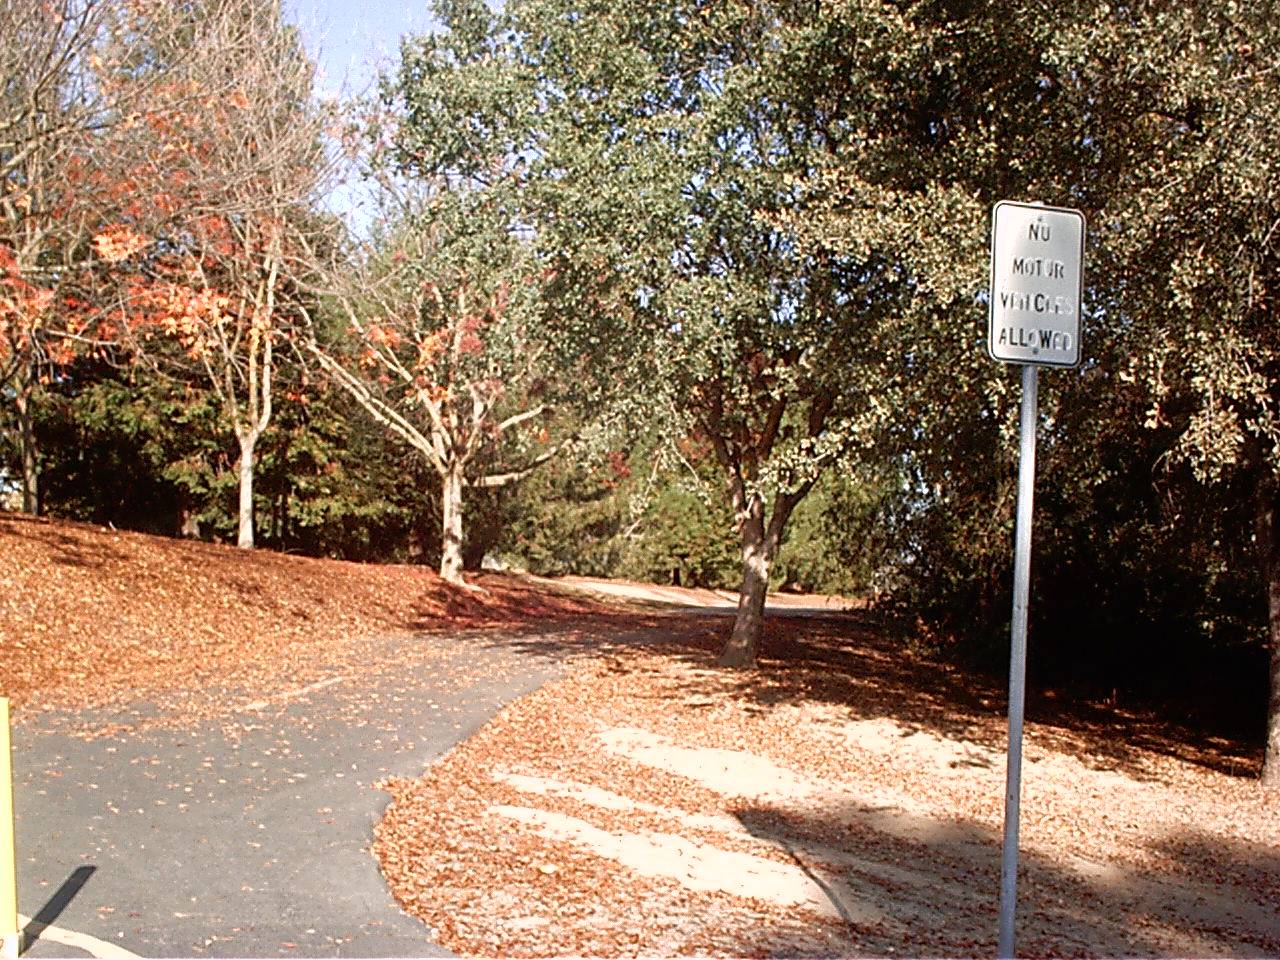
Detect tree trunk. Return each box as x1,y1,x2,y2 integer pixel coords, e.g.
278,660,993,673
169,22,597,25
14,374,38,515
1258,482,1280,789
237,433,258,549
440,465,465,585
718,504,776,668
179,507,201,539
1267,600,1280,790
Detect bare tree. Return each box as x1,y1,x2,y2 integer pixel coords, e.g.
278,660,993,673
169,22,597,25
89,0,331,547
0,0,114,512
301,184,566,584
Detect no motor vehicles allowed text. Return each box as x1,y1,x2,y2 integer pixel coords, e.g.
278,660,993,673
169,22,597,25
988,201,1085,367
988,198,1088,959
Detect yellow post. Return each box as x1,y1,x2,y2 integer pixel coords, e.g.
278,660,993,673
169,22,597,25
0,697,19,959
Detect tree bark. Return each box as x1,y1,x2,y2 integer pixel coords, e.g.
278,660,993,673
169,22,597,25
718,500,776,668
440,464,465,585
179,507,201,539
236,432,258,549
14,372,39,515
1258,481,1280,789
1267,597,1280,790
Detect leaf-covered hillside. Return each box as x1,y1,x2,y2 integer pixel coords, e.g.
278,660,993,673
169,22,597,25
0,513,602,720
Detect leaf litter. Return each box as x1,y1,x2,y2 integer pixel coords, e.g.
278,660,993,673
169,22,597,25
0,513,607,735
2,513,1275,956
374,629,1279,958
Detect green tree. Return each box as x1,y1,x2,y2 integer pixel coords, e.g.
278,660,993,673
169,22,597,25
304,181,573,584
391,0,1280,777
1052,4,1280,785
304,0,643,586
459,0,947,666
782,1,1280,783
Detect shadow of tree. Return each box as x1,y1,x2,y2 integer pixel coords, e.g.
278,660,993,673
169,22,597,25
404,573,639,632
366,599,1274,959
730,800,1279,958
1144,829,1280,908
0,514,129,568
454,607,1264,783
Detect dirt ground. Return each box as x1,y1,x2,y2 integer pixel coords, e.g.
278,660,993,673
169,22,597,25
374,615,1280,958
525,573,854,612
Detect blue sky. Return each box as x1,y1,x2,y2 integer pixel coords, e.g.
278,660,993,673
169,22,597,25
285,0,437,100
284,1,441,233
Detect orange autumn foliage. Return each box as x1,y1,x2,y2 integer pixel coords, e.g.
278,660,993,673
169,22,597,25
91,224,150,263
121,277,233,359
0,245,55,361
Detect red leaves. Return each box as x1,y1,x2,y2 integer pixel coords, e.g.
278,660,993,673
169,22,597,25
605,450,631,479
0,243,56,361
365,324,402,349
120,279,233,358
415,329,448,368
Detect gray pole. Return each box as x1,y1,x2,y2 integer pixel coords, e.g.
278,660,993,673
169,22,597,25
997,362,1038,959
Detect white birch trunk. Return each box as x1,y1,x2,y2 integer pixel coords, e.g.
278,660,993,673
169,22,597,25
440,465,465,585
237,433,257,549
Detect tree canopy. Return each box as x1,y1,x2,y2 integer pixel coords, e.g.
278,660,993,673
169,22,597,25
4,0,1280,783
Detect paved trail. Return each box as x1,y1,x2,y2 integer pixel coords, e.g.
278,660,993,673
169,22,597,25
11,631,567,958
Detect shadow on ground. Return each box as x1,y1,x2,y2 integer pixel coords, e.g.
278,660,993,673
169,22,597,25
729,800,1278,958
450,606,1265,783
21,865,97,952
0,514,131,568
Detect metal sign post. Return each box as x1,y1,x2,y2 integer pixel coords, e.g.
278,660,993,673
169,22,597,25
988,201,1085,959
1,697,18,960
997,362,1037,959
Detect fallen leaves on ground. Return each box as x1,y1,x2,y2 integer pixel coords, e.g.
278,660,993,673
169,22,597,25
0,513,606,727
375,619,1279,958
4,512,1275,957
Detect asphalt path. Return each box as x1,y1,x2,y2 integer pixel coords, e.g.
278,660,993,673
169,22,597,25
10,629,569,958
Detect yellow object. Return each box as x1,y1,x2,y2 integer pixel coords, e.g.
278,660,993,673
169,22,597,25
0,697,19,959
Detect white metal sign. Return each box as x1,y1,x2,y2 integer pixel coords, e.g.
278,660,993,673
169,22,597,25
988,198,1088,959
988,201,1085,367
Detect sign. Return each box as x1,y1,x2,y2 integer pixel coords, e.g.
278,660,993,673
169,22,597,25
988,200,1085,367
988,198,1087,959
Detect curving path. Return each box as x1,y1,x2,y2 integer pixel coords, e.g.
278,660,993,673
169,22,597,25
11,630,568,958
